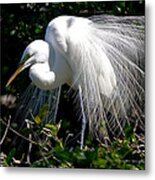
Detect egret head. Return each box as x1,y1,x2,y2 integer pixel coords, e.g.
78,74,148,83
6,40,50,87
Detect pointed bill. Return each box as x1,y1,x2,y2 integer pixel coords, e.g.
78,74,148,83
6,64,24,87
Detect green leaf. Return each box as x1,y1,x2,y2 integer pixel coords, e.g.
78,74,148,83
4,148,16,166
35,115,42,125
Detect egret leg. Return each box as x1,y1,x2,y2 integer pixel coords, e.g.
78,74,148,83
78,85,86,149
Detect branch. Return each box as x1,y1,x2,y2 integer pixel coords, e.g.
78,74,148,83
0,116,11,145
0,118,38,146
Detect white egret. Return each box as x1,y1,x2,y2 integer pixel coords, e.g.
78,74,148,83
6,15,145,148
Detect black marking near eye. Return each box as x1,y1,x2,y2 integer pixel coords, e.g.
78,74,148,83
20,53,31,64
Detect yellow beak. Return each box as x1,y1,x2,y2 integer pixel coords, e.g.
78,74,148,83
6,64,25,88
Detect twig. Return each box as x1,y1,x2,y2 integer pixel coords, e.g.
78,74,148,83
29,126,52,167
0,116,11,145
25,119,33,165
0,118,38,145
1,118,53,167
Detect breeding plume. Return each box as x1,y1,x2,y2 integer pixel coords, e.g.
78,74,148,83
6,15,145,148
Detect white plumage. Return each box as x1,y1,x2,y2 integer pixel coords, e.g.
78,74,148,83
7,15,145,147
